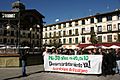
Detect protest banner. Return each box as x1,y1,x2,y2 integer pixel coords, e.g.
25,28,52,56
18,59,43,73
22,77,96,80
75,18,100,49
44,55,103,74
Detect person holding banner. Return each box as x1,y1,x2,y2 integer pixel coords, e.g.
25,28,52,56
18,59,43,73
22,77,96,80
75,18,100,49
43,48,49,70
43,48,49,56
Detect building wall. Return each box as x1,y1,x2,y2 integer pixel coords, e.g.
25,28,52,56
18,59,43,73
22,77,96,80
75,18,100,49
43,10,120,49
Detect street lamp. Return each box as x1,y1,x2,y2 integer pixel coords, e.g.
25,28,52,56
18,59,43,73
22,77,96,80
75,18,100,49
36,24,41,53
29,28,32,50
6,24,10,53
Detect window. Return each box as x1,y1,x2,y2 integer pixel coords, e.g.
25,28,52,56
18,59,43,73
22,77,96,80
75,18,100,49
59,31,61,36
69,38,72,44
107,24,112,31
98,36,102,43
69,22,72,27
59,39,61,43
90,18,94,23
0,29,2,35
11,39,14,44
53,39,56,44
3,38,7,44
107,35,112,42
63,39,66,44
49,32,51,37
75,29,78,35
82,20,85,25
63,31,66,36
0,38,2,43
107,15,112,21
4,30,7,36
82,28,85,34
69,30,72,35
45,33,47,38
97,16,102,22
7,39,10,44
118,23,120,30
58,25,61,29
90,27,94,33
82,37,85,43
11,31,14,36
54,32,56,37
98,26,102,32
75,21,78,26
0,23,2,28
75,38,78,44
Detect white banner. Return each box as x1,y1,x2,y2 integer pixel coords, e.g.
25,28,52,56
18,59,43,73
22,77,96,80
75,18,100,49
44,55,103,74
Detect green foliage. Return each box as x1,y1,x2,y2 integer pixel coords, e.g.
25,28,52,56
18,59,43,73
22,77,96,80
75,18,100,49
90,32,98,44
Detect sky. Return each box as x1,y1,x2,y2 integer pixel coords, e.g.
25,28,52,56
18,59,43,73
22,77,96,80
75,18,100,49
0,0,120,25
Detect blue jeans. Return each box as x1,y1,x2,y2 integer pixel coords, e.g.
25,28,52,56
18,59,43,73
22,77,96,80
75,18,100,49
116,60,120,74
22,60,26,76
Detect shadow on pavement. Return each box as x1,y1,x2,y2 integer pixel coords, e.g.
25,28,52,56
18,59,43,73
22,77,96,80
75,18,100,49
3,71,44,80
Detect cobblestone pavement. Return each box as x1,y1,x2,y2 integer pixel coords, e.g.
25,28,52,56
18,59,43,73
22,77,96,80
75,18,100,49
0,65,120,80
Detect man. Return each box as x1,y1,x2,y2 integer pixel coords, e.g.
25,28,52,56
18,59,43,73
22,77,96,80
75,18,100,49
20,49,28,77
115,49,120,74
42,48,49,71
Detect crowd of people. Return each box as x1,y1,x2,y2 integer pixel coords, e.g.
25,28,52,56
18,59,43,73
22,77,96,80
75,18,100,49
42,47,120,76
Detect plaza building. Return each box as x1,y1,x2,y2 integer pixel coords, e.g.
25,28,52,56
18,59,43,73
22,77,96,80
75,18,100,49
0,1,44,67
43,9,120,49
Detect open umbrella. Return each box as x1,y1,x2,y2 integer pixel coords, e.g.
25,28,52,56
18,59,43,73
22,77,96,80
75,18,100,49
85,45,96,49
98,45,109,49
109,45,120,49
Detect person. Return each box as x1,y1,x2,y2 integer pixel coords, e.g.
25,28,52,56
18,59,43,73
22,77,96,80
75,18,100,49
20,49,28,77
115,48,120,74
101,49,108,76
42,48,49,56
88,49,93,55
106,49,116,75
51,48,56,54
42,48,49,71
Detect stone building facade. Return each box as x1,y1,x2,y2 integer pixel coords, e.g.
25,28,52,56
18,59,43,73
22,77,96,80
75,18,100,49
43,9,120,49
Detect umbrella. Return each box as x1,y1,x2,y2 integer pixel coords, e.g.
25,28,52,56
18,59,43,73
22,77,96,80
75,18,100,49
23,46,30,49
34,47,39,49
109,45,120,49
85,45,96,49
98,45,109,49
0,46,6,49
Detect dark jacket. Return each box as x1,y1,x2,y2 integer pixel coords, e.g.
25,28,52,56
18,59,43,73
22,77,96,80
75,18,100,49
20,49,28,61
116,52,120,60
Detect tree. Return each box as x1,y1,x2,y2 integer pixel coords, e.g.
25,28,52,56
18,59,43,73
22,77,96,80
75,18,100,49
116,33,120,42
90,32,98,44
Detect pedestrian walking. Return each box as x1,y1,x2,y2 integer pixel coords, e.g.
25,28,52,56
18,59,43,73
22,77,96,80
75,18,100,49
20,49,28,77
